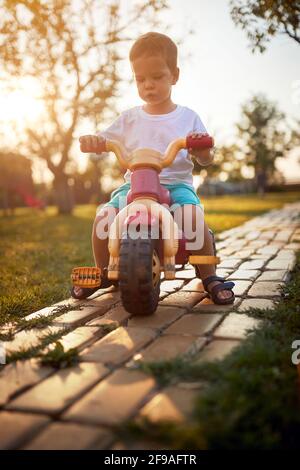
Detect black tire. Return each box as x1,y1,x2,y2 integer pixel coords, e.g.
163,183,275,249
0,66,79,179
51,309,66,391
119,226,161,315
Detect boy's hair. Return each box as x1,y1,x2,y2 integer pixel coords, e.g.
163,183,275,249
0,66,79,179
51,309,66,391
129,32,177,71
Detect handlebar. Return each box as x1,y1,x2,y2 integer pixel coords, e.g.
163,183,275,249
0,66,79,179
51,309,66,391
79,134,214,171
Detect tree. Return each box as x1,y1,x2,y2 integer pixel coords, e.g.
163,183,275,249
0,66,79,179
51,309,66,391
230,0,300,52
0,151,34,213
237,94,292,194
0,0,168,213
193,143,244,182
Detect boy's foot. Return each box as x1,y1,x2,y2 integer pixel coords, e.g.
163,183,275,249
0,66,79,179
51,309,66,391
206,280,233,301
71,285,101,300
195,267,235,305
71,277,118,300
202,275,235,305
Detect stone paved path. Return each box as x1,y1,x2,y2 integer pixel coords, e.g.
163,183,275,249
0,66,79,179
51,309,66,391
0,202,299,450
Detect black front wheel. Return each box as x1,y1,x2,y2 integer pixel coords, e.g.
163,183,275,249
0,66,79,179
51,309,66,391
119,227,161,316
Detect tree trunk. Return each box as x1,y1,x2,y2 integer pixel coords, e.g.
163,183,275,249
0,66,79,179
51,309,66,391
53,172,74,214
2,188,9,214
255,167,267,197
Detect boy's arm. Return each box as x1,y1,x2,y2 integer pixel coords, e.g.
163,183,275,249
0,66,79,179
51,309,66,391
188,132,214,167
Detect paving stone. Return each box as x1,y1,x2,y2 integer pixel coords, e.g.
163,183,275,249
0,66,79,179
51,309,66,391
238,298,275,312
0,411,49,450
88,304,131,326
291,233,300,242
159,290,206,308
265,241,286,248
275,249,298,259
53,305,111,328
24,297,86,322
274,231,293,242
195,339,241,362
192,296,242,313
175,269,195,279
228,270,260,281
256,270,290,282
238,259,266,270
247,281,284,298
216,231,233,241
138,335,206,362
159,291,170,300
218,247,237,256
63,369,156,426
231,249,255,259
213,313,261,340
232,280,252,297
160,279,185,292
85,291,121,308
218,259,241,269
257,246,280,255
265,256,296,271
139,385,200,423
80,327,156,365
217,238,238,249
215,241,226,249
52,325,108,352
163,313,223,336
244,230,262,241
4,326,64,356
230,239,248,249
181,278,204,291
128,306,186,331
216,269,232,278
247,240,267,248
250,254,273,262
259,231,276,240
22,422,113,450
86,285,118,300
0,359,53,407
6,362,108,415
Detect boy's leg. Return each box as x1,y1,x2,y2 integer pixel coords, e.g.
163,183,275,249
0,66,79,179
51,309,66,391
92,206,118,268
173,204,232,301
73,206,118,296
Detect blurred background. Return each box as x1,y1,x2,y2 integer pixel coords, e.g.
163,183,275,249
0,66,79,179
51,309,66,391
0,0,299,215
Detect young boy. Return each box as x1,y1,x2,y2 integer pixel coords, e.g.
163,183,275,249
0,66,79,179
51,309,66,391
72,32,234,304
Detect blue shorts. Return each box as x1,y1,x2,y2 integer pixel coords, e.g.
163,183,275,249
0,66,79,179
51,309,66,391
103,182,202,209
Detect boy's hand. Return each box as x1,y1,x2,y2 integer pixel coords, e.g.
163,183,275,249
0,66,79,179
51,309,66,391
79,135,105,153
187,132,214,166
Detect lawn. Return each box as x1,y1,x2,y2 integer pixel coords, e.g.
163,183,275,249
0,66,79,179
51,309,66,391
0,191,299,326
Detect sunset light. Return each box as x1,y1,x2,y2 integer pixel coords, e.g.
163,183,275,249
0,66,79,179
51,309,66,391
0,78,44,126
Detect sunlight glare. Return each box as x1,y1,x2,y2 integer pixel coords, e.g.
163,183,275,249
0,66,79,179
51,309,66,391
0,78,44,126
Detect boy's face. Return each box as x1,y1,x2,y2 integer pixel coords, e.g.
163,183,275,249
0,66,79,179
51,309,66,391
131,54,179,107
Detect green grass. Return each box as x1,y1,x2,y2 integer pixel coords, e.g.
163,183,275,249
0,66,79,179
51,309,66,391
0,207,94,326
202,191,300,232
122,253,300,450
39,341,79,369
0,191,299,326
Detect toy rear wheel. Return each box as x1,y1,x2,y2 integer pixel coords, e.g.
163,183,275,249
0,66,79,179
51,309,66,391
119,227,161,315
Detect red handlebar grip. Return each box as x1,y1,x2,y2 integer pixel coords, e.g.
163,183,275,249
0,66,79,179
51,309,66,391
79,137,107,153
186,135,214,150
95,139,107,154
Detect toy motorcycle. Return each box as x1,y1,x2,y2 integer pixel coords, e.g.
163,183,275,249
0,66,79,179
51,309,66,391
71,134,219,315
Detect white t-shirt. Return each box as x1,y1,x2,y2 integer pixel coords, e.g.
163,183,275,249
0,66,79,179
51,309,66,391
99,105,207,186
